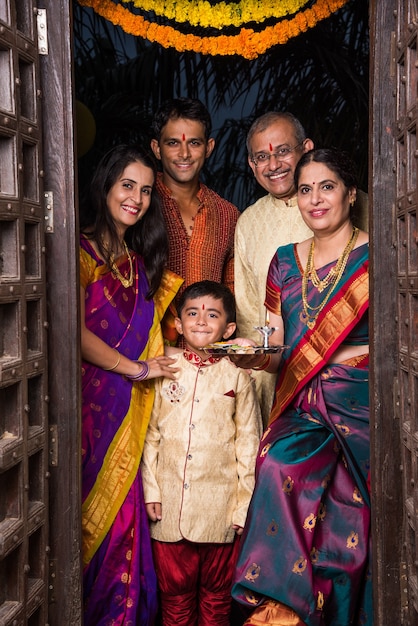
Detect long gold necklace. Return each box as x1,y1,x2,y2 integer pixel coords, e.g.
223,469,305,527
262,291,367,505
301,227,359,329
110,240,134,288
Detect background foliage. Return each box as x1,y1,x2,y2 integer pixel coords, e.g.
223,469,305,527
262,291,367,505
73,0,369,211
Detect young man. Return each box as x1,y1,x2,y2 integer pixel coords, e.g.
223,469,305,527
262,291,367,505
141,281,262,625
151,98,239,304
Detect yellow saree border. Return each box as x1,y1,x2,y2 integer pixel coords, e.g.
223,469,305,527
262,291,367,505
154,268,184,322
269,269,368,426
82,268,183,566
82,373,155,565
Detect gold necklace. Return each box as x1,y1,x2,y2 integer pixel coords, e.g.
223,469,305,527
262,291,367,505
110,240,134,288
307,227,359,293
301,227,359,329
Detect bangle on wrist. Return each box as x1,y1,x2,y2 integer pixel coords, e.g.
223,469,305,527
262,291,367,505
103,349,121,371
252,354,272,371
126,360,149,381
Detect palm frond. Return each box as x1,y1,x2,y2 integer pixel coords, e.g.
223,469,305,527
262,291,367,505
73,0,369,209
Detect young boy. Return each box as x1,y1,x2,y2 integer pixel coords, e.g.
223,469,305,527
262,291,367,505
141,281,262,625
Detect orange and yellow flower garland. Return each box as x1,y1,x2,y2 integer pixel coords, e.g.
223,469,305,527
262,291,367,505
77,0,351,60
122,0,310,29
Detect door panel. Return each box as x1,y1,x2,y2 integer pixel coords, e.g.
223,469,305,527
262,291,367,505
395,1,418,622
38,0,82,623
1,1,81,624
0,1,49,623
370,1,418,624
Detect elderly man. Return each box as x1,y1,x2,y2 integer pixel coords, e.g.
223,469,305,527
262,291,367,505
234,112,314,424
235,111,368,425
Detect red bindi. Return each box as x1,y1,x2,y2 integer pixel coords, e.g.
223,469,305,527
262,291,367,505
182,133,186,141
269,143,273,152
202,304,205,310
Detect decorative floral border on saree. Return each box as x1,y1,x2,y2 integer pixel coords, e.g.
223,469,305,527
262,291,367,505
269,262,369,425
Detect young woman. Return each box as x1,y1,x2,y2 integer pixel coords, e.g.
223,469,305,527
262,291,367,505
232,148,371,626
79,144,182,625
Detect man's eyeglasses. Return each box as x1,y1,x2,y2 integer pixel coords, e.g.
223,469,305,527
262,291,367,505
251,142,304,168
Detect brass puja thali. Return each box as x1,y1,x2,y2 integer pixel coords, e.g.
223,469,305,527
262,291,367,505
203,342,288,356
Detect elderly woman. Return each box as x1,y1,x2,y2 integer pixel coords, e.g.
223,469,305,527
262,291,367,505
231,148,371,626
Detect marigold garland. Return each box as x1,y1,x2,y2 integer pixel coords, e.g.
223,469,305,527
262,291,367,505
77,0,351,60
122,0,310,29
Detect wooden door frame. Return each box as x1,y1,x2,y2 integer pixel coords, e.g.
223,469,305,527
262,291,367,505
38,0,82,623
369,1,403,623
34,0,406,623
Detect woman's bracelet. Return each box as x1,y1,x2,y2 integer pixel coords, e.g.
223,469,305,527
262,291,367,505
103,349,121,371
252,354,272,371
126,360,149,381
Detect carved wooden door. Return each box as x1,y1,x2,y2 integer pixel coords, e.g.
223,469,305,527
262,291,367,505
370,1,418,624
395,1,418,622
0,1,50,623
0,1,81,624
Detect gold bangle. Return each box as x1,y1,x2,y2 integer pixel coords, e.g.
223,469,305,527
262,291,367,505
103,349,121,371
252,354,272,371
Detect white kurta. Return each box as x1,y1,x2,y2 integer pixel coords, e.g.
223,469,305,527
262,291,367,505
141,353,262,544
235,194,313,340
234,194,312,425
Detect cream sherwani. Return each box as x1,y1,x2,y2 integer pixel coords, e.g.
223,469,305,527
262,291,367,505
234,194,312,425
141,352,262,544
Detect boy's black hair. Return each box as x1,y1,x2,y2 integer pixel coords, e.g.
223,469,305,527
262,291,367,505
177,281,236,324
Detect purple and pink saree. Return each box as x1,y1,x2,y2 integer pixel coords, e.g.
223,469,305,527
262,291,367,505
80,235,181,625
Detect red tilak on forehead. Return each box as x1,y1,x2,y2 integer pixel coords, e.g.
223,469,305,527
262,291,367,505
269,143,273,152
182,133,186,141
202,303,205,310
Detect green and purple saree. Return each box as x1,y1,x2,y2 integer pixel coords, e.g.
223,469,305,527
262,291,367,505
232,242,372,626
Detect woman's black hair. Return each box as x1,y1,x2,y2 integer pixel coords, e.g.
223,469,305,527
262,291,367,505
294,147,358,191
80,144,168,298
